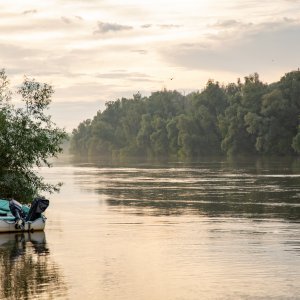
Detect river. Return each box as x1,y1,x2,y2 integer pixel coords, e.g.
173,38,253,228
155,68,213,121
0,157,299,299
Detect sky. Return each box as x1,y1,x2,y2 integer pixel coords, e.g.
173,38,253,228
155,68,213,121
1,0,300,131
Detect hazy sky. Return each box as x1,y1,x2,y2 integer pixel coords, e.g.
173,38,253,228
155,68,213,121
1,0,300,130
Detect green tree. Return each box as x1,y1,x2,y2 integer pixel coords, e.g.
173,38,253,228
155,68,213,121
166,118,180,156
150,116,168,156
70,119,92,155
219,75,266,155
0,70,67,202
244,71,300,155
246,89,294,154
137,114,153,155
70,70,300,159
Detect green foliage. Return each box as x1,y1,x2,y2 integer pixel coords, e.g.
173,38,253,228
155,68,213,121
71,70,300,159
0,70,67,202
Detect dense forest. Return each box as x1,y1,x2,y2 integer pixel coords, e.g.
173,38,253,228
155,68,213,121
70,70,300,159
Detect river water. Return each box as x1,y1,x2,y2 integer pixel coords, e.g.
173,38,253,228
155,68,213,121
0,157,300,299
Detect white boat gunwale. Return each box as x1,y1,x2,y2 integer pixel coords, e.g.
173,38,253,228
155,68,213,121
0,215,47,233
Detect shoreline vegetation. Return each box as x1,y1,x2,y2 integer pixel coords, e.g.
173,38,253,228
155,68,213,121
0,70,67,202
70,70,300,159
2,68,300,201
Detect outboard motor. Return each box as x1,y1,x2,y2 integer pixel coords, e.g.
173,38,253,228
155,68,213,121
26,197,49,222
9,199,26,229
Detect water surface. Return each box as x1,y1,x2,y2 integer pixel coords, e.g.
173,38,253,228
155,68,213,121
0,158,299,299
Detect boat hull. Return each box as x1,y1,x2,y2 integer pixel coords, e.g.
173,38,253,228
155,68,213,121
0,216,46,233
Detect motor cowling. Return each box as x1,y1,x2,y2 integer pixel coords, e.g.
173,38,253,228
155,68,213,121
26,197,49,222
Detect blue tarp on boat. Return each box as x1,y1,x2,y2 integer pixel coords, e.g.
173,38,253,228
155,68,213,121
0,199,30,217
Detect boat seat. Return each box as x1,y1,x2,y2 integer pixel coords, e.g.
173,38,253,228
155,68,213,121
0,216,15,221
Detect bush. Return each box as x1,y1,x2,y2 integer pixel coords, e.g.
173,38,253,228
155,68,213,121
0,69,67,202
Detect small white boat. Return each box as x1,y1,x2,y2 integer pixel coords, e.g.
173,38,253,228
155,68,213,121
0,198,49,233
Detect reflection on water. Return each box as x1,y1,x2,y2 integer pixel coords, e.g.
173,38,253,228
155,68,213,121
0,232,67,300
19,157,300,299
72,158,300,220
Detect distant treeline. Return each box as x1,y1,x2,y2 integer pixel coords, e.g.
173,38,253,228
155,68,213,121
70,70,300,158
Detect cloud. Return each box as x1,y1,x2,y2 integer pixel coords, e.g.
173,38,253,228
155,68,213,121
0,42,69,76
94,21,133,34
22,9,37,15
141,24,152,28
95,71,160,83
158,24,181,29
131,49,148,55
0,43,41,61
0,16,86,36
210,19,241,29
61,16,72,24
0,43,90,79
160,20,300,75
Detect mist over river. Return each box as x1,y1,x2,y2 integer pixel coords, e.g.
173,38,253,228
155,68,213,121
1,157,299,299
